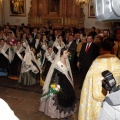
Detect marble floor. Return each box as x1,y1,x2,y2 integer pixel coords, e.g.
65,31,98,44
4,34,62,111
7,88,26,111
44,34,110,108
0,73,81,120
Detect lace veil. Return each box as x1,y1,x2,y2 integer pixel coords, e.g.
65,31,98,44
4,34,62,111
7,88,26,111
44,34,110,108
42,49,73,94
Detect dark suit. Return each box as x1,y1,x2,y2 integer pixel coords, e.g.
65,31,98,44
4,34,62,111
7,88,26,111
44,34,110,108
68,41,77,72
68,41,77,55
78,42,99,83
32,33,37,40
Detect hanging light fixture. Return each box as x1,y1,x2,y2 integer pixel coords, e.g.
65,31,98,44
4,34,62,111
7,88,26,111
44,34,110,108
75,0,89,6
0,0,3,7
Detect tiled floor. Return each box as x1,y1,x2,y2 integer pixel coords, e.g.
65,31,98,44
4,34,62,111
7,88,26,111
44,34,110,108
0,73,81,120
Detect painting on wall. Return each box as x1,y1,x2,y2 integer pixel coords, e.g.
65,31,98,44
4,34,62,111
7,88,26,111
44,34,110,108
88,0,96,18
10,0,26,16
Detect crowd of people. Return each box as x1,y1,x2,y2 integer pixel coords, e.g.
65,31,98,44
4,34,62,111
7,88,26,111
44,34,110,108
0,23,120,119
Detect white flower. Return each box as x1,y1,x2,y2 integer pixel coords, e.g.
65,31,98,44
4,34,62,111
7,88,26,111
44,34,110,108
57,85,60,89
54,85,60,91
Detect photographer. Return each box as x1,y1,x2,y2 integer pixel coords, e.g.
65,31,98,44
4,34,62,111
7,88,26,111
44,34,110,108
99,70,120,120
78,40,120,120
99,90,120,120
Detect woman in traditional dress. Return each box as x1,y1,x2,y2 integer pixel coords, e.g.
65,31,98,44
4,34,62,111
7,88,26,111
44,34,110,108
18,45,41,86
48,35,54,47
39,48,76,119
0,38,12,76
6,31,17,46
0,29,7,41
34,32,42,52
39,34,48,66
41,46,55,81
8,41,25,80
21,33,28,48
40,34,48,51
52,35,66,54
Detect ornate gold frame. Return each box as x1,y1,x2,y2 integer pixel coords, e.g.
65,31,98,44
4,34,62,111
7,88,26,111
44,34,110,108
10,0,26,16
88,0,96,18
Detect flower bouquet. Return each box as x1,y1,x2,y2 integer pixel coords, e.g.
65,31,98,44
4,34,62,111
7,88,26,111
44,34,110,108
41,83,62,99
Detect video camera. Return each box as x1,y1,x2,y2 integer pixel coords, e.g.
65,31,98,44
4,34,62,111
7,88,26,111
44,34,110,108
101,70,120,93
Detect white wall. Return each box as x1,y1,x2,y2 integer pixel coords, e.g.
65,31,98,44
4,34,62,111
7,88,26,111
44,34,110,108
83,5,112,29
3,0,31,26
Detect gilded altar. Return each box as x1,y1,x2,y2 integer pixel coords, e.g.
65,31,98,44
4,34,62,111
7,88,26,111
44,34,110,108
28,0,85,28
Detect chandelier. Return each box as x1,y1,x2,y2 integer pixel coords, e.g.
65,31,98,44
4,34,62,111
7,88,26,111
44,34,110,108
75,0,89,6
0,0,3,6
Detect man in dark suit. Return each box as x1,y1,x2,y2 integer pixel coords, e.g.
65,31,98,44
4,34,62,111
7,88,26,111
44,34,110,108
74,33,81,45
32,27,38,40
67,35,77,72
77,34,99,87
